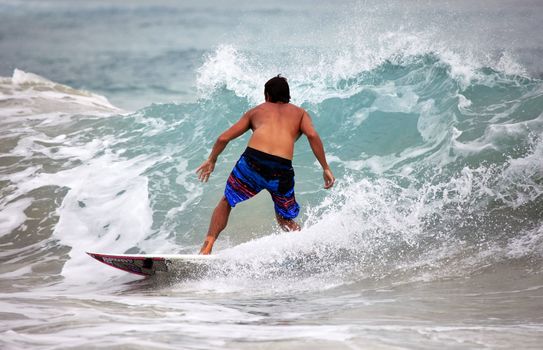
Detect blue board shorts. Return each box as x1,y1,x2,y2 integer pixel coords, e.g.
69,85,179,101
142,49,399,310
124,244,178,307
224,147,300,219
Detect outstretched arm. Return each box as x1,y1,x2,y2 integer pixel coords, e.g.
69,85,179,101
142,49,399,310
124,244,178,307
300,110,335,189
196,111,251,182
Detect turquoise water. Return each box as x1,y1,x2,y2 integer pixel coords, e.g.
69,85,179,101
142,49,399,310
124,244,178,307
1,1,543,349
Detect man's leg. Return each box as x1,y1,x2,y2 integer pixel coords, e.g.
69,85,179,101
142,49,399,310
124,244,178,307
200,196,232,254
275,213,301,232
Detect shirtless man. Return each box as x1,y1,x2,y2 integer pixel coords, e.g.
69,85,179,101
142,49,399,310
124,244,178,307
196,75,335,255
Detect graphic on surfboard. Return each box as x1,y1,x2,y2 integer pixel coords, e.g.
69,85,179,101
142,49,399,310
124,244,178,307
87,252,216,277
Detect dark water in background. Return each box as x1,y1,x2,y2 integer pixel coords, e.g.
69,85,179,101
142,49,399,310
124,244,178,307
1,1,542,349
2,0,543,110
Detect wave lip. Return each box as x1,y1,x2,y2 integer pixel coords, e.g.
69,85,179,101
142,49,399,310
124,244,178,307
195,32,531,106
0,69,124,124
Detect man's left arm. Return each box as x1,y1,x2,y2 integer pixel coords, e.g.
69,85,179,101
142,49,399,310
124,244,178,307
196,111,252,182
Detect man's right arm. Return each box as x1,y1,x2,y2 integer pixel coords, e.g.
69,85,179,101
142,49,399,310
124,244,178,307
196,110,252,182
300,110,335,189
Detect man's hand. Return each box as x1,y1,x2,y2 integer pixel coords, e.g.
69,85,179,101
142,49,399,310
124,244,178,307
323,168,335,189
196,159,215,182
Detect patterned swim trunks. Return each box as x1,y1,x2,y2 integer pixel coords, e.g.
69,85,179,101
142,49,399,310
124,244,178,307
224,147,300,219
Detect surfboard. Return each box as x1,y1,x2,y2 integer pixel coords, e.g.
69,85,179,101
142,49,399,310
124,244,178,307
86,252,217,277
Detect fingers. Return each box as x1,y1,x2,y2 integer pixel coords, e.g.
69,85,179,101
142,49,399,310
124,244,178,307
323,170,335,189
196,167,204,181
324,177,335,189
196,164,204,178
198,170,211,182
196,161,212,182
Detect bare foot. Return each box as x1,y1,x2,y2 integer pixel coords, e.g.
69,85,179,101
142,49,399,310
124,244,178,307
199,239,213,255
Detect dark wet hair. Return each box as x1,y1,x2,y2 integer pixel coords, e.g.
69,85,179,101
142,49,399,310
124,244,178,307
264,75,290,103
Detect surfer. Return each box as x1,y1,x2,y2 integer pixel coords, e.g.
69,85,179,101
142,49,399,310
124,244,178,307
196,75,335,254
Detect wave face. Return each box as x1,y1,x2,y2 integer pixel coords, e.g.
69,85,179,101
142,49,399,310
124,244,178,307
196,49,543,286
2,49,542,290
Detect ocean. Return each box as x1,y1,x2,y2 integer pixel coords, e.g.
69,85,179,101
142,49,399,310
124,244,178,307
1,0,542,349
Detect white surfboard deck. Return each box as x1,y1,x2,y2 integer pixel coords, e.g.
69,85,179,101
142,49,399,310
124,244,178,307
87,252,218,277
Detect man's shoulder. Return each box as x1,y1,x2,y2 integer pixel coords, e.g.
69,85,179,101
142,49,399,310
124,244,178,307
248,102,305,118
288,103,305,113
252,103,268,111
253,102,304,110
247,103,269,116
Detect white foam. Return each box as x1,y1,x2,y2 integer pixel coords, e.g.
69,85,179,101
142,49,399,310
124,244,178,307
214,177,428,283
0,69,125,125
11,69,54,85
453,114,543,158
495,131,543,208
197,45,266,104
54,156,155,282
195,29,529,106
4,137,160,283
174,158,204,212
506,226,543,260
0,197,32,237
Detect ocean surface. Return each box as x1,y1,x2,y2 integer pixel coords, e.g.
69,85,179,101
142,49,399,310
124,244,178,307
1,0,543,349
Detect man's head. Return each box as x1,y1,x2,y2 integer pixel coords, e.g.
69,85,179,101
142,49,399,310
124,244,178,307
264,75,290,103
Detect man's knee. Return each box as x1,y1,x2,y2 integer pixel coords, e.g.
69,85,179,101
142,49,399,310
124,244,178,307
218,196,231,207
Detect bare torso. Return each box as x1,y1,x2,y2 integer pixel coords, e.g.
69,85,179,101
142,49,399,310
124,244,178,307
246,102,304,160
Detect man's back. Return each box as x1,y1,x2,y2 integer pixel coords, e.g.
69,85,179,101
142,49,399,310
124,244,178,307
247,102,304,160
196,75,334,254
